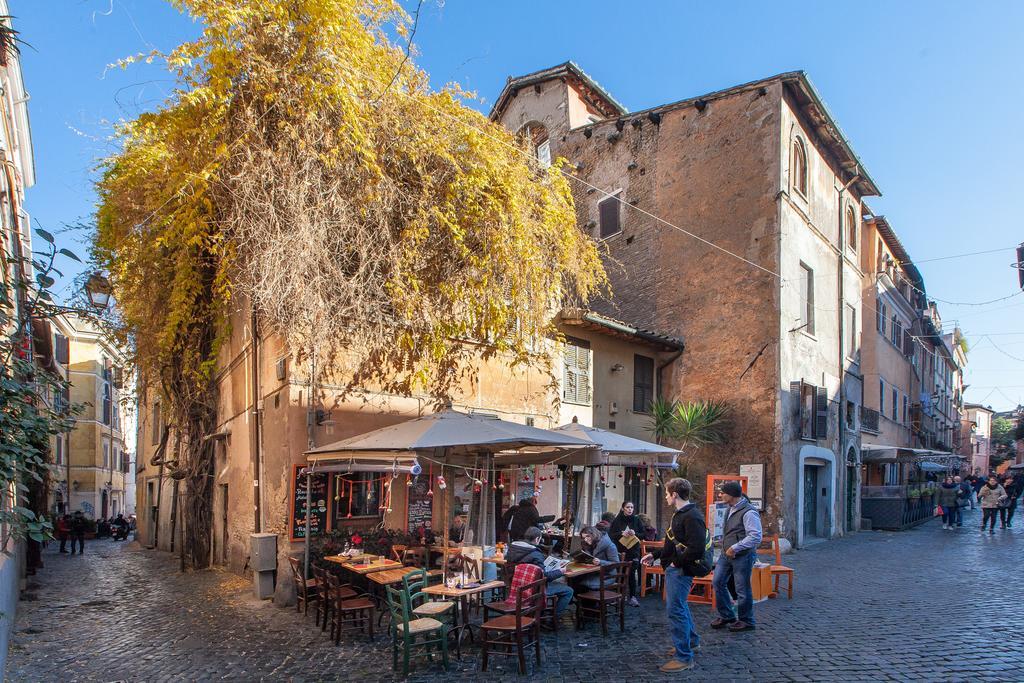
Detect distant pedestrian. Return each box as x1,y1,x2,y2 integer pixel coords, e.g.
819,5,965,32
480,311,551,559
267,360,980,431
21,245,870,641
70,511,87,554
711,482,761,633
978,476,1006,534
1001,474,1020,528
964,475,978,510
641,477,710,673
936,477,959,530
953,476,971,525
56,514,71,553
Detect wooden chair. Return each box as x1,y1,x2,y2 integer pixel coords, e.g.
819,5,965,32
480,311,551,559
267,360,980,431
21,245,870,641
324,571,375,643
688,575,714,605
385,584,449,676
447,553,484,613
639,541,665,598
483,562,516,618
311,564,359,632
287,556,319,620
391,544,408,563
480,575,545,674
575,561,629,636
402,546,427,568
759,534,794,599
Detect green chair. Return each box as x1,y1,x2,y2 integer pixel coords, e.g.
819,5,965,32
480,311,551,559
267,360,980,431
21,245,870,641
403,568,458,656
385,584,449,676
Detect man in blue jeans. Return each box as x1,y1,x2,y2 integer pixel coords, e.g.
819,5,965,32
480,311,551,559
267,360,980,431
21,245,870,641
505,526,574,619
642,478,708,673
711,481,762,632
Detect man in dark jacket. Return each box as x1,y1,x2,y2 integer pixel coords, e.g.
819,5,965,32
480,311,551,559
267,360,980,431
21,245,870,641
711,482,762,633
508,497,541,542
505,526,574,617
641,478,707,673
70,511,88,555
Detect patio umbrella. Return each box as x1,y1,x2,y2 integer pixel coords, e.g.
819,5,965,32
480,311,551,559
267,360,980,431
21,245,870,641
918,461,947,472
302,408,595,578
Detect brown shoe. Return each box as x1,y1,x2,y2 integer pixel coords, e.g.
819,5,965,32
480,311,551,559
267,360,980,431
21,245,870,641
660,659,694,672
727,620,755,632
710,617,736,629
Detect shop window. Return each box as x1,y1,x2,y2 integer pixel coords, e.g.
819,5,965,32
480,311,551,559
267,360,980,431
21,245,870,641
333,473,381,520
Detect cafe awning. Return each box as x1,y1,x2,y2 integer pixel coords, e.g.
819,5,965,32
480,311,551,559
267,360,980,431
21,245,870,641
492,419,679,468
304,452,421,474
862,444,966,464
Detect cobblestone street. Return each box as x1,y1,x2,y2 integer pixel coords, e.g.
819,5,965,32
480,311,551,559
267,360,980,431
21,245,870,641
7,509,1024,682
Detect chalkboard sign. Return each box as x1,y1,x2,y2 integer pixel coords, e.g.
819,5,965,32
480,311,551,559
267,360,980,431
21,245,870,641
290,465,330,541
406,476,433,531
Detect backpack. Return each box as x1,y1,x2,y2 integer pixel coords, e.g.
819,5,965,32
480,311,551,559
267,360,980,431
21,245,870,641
691,529,714,577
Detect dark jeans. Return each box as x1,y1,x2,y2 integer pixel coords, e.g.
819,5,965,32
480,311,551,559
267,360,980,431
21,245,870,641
712,550,756,625
546,580,574,616
982,508,999,530
1007,499,1018,525
941,506,956,526
71,533,85,553
58,533,68,552
624,556,640,598
953,502,965,526
664,567,699,662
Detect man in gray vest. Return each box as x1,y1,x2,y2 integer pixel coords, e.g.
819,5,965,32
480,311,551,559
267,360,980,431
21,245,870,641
711,481,762,632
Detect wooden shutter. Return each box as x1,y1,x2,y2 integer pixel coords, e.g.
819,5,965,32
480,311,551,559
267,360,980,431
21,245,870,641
598,196,620,238
563,338,591,404
815,386,829,440
55,334,69,365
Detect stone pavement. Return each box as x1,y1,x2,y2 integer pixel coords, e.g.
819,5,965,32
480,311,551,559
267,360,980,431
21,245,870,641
7,508,1024,682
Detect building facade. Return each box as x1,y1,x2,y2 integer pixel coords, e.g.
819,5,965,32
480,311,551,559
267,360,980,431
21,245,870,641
962,403,994,475
49,314,133,520
491,63,877,546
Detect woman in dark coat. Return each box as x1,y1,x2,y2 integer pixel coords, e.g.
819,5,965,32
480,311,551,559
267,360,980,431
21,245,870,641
609,501,646,606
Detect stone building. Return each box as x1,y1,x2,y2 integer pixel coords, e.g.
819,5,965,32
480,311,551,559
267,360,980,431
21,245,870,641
48,314,133,520
133,298,681,572
490,62,876,545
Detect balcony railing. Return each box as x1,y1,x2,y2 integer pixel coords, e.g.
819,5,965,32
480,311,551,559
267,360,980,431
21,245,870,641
860,406,880,434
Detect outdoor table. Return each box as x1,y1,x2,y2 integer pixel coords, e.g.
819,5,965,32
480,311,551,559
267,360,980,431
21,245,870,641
421,579,504,646
344,559,404,575
562,562,601,579
367,567,442,587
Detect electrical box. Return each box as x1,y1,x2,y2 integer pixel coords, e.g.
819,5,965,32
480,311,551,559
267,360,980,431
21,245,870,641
250,533,277,571
250,533,277,600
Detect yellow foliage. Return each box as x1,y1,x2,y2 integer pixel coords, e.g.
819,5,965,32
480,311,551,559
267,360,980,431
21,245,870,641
95,0,606,409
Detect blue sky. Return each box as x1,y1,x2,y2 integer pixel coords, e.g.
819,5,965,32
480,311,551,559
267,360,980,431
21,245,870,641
14,1,1024,411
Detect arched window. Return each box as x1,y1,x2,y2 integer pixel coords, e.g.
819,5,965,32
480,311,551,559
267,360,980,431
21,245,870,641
846,207,857,252
791,137,808,197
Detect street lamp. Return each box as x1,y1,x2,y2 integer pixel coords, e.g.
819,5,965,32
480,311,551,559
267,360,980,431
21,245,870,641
84,272,112,311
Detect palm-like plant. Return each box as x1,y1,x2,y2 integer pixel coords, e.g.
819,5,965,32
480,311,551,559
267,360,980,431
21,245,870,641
647,398,730,482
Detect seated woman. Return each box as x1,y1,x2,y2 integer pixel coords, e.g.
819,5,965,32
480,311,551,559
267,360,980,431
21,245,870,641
576,525,620,591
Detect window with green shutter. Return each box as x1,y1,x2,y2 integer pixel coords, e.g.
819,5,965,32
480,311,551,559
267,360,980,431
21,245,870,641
563,337,591,405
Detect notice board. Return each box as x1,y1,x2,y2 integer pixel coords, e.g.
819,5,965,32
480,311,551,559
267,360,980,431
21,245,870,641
705,474,748,544
406,476,433,531
290,465,330,541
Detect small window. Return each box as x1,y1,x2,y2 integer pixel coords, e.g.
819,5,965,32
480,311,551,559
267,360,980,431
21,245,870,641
103,442,110,469
536,139,551,169
150,399,162,446
55,334,69,365
845,303,857,358
891,388,898,422
562,337,592,405
798,262,815,335
800,383,815,439
54,435,64,466
791,137,808,197
598,194,621,239
633,355,655,413
333,473,381,520
902,395,909,425
876,301,887,335
879,379,885,414
846,207,857,252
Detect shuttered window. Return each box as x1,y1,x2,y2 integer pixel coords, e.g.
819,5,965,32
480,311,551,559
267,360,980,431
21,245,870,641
632,354,654,413
563,337,591,405
792,380,828,441
598,194,621,239
55,334,69,365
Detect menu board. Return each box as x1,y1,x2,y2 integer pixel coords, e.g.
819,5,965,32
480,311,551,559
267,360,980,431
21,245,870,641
406,476,433,531
290,465,330,541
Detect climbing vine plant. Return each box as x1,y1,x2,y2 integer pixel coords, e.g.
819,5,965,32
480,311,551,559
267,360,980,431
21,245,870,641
94,0,605,568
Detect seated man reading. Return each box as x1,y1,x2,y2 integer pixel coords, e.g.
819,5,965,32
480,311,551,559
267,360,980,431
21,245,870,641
506,526,574,619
